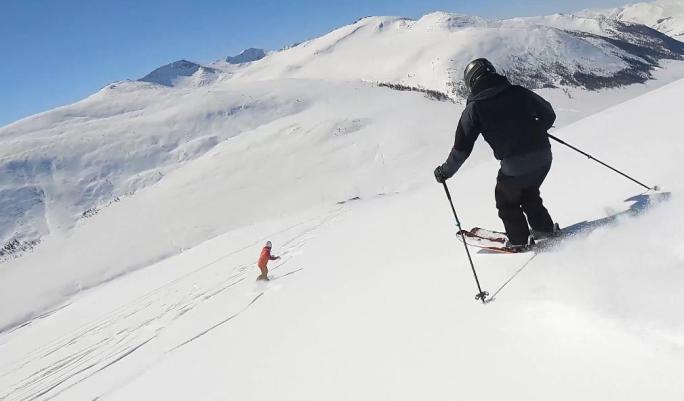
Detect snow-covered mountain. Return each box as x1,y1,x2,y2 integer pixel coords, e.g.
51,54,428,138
140,59,222,87
581,0,684,40
2,1,684,398
2,11,684,266
225,48,267,64
226,12,684,95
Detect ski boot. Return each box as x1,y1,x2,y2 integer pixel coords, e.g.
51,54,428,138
532,223,562,241
256,274,270,281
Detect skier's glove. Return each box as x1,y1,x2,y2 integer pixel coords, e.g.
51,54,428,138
434,165,447,183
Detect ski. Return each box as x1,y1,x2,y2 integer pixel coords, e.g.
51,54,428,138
457,227,562,254
457,228,522,254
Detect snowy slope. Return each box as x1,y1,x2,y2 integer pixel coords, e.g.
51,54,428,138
1,5,684,327
0,79,305,259
1,77,682,400
581,0,684,40
1,3,684,399
3,61,684,332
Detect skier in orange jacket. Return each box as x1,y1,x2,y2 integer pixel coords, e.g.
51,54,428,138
257,241,280,281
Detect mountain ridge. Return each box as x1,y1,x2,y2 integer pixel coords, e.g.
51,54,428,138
580,0,684,40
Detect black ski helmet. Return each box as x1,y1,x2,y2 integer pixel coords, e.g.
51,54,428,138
463,58,496,92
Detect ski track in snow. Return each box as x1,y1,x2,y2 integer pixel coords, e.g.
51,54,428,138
0,210,341,401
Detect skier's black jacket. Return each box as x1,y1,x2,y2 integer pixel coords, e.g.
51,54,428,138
440,74,556,178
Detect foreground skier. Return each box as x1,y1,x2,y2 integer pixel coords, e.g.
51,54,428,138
257,241,280,280
434,58,560,251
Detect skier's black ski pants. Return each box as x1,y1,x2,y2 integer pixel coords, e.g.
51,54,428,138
495,163,555,245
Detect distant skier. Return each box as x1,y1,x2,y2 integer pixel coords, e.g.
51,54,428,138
257,241,280,280
434,58,560,251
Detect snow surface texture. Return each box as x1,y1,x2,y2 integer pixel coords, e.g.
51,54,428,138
581,0,684,40
1,78,683,400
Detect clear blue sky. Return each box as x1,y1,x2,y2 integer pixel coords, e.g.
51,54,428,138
1,0,630,127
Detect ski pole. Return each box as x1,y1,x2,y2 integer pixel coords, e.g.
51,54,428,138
441,182,488,303
548,134,659,191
